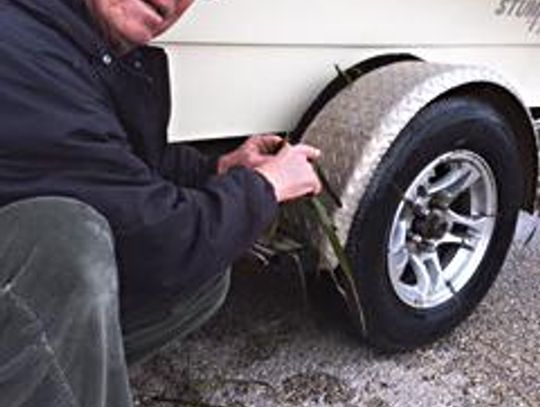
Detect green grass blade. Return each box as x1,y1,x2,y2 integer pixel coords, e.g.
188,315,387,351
308,197,367,335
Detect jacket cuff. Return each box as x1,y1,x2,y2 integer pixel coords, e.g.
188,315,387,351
230,166,279,228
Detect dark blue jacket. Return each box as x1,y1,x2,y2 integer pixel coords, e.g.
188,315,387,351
0,0,278,312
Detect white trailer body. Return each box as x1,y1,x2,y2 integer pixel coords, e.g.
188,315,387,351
156,0,540,141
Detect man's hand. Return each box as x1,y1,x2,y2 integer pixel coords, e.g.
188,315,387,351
217,134,283,175
217,134,322,202
255,143,322,203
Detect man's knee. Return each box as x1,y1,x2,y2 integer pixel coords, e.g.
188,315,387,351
0,197,119,301
0,196,112,241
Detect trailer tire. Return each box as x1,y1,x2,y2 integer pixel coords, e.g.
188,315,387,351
346,96,523,351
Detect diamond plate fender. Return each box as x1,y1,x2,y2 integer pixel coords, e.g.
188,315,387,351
299,61,538,269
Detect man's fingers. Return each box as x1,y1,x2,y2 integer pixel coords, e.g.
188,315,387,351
259,134,284,144
257,134,285,153
292,144,322,160
309,167,323,196
313,177,323,195
251,134,282,144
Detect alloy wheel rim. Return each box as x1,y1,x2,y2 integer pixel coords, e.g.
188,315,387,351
386,150,498,309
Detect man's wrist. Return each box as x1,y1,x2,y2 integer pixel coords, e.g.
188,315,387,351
254,167,281,202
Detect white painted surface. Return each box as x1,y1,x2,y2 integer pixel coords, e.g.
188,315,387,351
153,0,540,141
160,0,540,45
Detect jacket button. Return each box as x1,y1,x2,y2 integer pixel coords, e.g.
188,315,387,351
102,54,113,66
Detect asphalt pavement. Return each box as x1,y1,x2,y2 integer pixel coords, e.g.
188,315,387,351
130,212,539,407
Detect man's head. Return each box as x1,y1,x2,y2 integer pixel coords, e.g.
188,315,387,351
86,0,195,53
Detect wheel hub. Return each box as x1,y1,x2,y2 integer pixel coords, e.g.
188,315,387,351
411,209,449,241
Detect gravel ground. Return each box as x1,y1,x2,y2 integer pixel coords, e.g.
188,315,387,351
130,213,540,407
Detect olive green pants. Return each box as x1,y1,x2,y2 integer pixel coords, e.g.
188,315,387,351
0,197,230,407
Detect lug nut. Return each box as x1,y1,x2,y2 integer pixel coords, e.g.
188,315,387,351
417,185,428,197
431,192,452,210
410,234,423,245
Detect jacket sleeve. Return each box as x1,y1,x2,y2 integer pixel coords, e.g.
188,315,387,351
0,38,279,311
159,143,218,188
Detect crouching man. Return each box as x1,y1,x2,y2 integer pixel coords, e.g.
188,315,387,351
0,0,321,406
